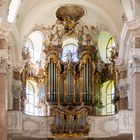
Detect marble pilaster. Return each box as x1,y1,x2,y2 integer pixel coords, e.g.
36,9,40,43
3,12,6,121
0,58,9,140
129,37,140,140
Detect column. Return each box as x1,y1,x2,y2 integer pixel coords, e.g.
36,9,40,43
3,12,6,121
133,72,140,140
0,56,9,140
0,20,21,140
12,67,22,110
118,70,128,110
129,37,140,140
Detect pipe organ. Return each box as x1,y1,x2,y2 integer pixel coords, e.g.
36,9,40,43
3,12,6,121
21,5,118,137
45,46,96,106
46,53,60,102
80,53,94,105
43,44,97,135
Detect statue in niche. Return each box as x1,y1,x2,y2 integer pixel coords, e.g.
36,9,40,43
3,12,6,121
66,50,73,62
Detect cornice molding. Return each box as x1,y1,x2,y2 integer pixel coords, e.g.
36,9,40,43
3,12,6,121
118,19,140,67
0,19,22,66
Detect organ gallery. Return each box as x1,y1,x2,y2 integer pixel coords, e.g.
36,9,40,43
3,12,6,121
20,4,119,137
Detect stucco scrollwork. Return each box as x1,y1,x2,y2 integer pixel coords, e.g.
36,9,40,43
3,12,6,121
129,55,140,75
7,110,133,138
22,114,53,137
7,111,22,132
0,56,10,73
118,110,133,132
95,23,110,34
87,115,118,137
97,116,118,136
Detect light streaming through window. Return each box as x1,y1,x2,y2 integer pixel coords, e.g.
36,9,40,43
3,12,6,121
98,32,116,63
61,38,79,62
24,80,46,116
25,31,44,63
101,80,115,115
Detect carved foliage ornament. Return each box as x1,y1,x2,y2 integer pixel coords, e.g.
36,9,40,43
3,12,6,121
30,23,111,48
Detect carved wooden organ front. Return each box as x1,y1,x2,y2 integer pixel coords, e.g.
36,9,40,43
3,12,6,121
42,44,97,135
21,5,119,136
44,45,96,106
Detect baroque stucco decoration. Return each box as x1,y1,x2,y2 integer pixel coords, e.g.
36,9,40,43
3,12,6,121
129,55,140,75
30,23,111,49
7,110,133,138
0,56,10,73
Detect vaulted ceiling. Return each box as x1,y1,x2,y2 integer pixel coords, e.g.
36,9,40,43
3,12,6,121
17,0,125,40
0,0,136,59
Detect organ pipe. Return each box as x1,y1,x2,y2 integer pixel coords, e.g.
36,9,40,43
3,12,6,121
45,50,95,105
86,62,89,95
48,63,51,100
53,64,55,94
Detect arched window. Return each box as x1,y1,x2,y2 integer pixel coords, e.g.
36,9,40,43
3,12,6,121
101,80,115,115
98,32,116,63
25,31,44,63
24,80,46,116
24,30,46,116
61,38,79,62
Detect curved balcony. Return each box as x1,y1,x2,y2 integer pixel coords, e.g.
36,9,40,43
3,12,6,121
7,110,133,139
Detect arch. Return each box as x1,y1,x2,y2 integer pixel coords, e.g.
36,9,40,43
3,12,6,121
82,54,92,64
98,31,116,63
25,79,46,116
101,80,115,115
121,0,134,21
24,30,45,63
61,38,79,62
19,0,119,44
47,53,59,64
